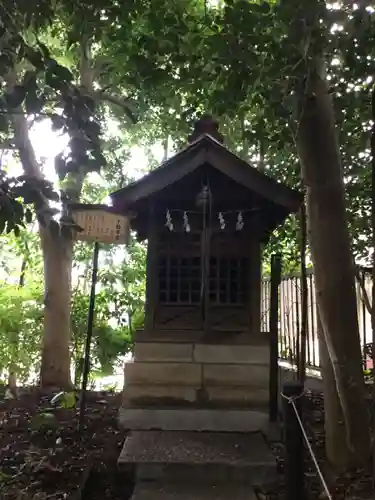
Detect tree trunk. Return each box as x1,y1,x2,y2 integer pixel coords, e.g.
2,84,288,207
296,60,370,464
318,313,358,471
38,38,94,388
5,67,74,388
162,136,169,162
39,228,73,388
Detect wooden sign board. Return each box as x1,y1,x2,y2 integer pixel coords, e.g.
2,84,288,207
72,209,131,244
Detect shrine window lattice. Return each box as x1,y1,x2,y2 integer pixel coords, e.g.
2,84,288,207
158,255,248,305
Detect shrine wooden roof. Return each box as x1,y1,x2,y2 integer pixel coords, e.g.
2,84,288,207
110,133,302,214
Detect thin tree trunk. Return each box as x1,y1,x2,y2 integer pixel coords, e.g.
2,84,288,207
240,115,249,161
18,258,27,288
162,136,169,162
370,85,375,484
258,137,265,171
39,229,73,388
296,59,370,464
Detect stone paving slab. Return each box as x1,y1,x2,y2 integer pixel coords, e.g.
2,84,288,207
119,430,274,466
118,430,277,485
131,482,258,500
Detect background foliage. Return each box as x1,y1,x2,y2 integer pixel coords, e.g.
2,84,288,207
0,0,374,385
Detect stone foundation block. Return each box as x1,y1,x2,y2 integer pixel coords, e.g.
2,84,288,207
125,361,201,386
194,344,269,365
118,407,269,432
207,386,268,405
134,342,194,362
123,384,197,404
203,363,269,387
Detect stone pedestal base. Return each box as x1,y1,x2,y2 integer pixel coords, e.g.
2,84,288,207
122,331,271,412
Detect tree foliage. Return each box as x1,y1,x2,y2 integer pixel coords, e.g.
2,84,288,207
0,282,43,384
101,0,374,265
0,224,146,386
0,0,373,469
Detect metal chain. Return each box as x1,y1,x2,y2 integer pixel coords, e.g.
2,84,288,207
281,392,333,500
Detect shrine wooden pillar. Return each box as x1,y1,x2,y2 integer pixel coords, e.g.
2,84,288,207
248,237,262,334
145,203,158,331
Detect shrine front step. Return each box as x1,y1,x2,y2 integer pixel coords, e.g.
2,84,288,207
118,430,277,487
119,406,269,433
131,481,258,499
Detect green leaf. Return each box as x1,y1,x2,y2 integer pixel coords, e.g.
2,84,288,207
42,186,60,202
25,92,45,115
67,32,79,50
25,209,32,223
85,120,101,139
259,2,271,13
5,86,26,108
55,154,68,181
37,40,50,59
51,390,77,408
45,69,62,90
91,150,107,168
52,64,74,83
30,412,58,430
0,113,9,133
25,48,44,69
64,160,79,174
50,114,66,131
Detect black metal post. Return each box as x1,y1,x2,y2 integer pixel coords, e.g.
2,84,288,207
282,381,305,500
78,241,100,434
269,254,282,423
298,202,308,384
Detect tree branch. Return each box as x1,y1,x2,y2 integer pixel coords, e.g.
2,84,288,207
92,90,137,124
5,69,44,180
80,37,94,90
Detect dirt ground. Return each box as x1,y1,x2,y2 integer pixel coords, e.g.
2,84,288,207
0,389,132,500
266,389,373,500
0,388,373,500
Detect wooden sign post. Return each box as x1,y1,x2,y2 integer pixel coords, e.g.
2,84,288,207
71,205,131,245
69,204,131,433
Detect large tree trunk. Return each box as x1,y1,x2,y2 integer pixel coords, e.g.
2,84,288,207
296,61,370,464
5,35,97,388
39,39,94,388
6,67,73,389
39,229,73,388
318,314,358,471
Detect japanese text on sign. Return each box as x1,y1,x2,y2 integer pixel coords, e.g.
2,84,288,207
72,210,130,244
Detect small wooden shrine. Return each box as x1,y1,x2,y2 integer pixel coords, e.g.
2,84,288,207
110,116,301,414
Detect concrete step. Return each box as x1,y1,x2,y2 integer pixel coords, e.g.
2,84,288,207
119,406,269,433
131,481,258,499
118,430,277,487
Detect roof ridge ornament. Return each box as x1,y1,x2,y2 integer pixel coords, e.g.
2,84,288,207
188,114,224,144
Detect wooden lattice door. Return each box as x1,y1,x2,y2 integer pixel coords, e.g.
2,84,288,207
155,232,204,329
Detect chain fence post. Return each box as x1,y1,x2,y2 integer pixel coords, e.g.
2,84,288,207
282,380,305,500
269,254,282,423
